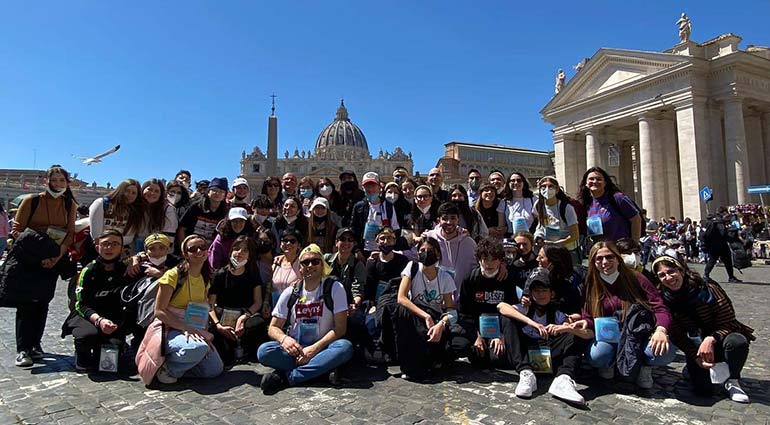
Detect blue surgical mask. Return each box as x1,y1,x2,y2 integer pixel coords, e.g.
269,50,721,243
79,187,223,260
366,193,380,203
301,189,313,199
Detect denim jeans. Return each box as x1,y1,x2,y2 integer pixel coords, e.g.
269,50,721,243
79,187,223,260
586,338,677,369
165,330,224,379
257,339,353,386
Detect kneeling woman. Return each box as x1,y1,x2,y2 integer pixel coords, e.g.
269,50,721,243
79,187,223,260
135,235,223,385
579,241,675,389
209,236,266,366
395,237,458,380
257,244,352,395
653,256,754,403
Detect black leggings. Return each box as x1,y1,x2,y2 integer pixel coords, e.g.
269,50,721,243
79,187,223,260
450,315,528,372
685,333,749,392
16,302,49,353
704,248,735,280
394,305,461,379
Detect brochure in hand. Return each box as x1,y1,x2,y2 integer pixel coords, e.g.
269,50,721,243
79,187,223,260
594,317,620,343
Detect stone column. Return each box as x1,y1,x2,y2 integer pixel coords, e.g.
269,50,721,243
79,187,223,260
723,97,750,205
553,135,579,197
745,112,766,188
638,115,657,218
585,130,601,170
576,134,587,178
763,112,770,175
620,141,635,200
675,100,711,221
604,127,619,182
708,103,728,208
660,117,682,219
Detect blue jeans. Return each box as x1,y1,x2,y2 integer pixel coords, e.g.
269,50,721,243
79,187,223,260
165,330,224,379
586,339,677,369
257,339,353,386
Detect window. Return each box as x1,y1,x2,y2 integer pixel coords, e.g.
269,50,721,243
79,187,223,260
252,164,260,173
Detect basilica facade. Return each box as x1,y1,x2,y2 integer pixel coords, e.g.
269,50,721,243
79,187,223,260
240,100,413,192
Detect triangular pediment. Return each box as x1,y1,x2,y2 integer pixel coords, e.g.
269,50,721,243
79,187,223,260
542,48,692,113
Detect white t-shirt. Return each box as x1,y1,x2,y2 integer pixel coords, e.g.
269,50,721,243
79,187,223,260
513,304,568,339
273,280,348,343
363,201,401,252
401,261,456,312
505,197,535,234
533,199,578,250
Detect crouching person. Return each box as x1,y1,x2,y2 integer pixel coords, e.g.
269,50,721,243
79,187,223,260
498,268,592,405
135,235,223,385
257,244,353,395
62,229,137,373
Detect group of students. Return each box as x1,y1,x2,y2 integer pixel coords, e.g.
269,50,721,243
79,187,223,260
0,163,755,407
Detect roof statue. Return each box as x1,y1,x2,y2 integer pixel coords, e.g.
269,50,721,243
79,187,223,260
677,13,692,43
555,69,566,94
573,58,589,72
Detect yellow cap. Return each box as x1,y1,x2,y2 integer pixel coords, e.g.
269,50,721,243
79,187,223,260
144,233,170,249
299,243,332,277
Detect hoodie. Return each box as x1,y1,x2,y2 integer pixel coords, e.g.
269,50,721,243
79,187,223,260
423,227,477,301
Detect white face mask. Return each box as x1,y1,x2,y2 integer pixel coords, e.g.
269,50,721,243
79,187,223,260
480,267,499,278
385,193,399,203
405,196,414,204
418,204,431,214
148,255,167,266
167,193,181,204
318,185,333,197
46,187,66,199
254,214,268,224
600,270,620,285
231,255,248,269
622,253,640,269
540,187,557,200
284,215,298,224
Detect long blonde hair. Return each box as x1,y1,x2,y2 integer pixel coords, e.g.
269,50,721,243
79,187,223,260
584,241,651,320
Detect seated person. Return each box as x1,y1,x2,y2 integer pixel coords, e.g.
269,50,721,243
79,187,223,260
454,237,519,371
257,244,352,395
325,228,367,345
653,256,754,403
498,268,592,405
63,229,136,373
394,237,458,381
506,232,539,291
131,233,181,279
209,236,266,367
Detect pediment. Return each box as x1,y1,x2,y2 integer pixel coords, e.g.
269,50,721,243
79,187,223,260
542,49,691,113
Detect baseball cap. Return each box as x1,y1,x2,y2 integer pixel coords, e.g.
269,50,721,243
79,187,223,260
232,177,249,188
310,197,329,211
228,207,248,221
144,233,171,249
362,172,380,186
525,268,551,291
336,227,355,240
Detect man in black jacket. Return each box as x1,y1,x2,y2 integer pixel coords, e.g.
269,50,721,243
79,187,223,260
703,207,741,283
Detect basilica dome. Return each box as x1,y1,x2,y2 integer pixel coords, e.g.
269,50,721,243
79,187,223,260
315,100,370,160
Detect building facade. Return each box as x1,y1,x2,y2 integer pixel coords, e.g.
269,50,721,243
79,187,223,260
541,31,770,221
436,141,554,187
0,169,110,211
240,101,413,192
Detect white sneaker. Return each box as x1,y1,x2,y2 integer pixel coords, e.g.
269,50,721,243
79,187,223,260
725,379,749,403
548,374,585,406
156,363,177,384
636,365,653,389
515,369,537,398
597,367,614,380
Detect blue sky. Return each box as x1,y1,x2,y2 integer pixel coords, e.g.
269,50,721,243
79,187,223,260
1,1,768,186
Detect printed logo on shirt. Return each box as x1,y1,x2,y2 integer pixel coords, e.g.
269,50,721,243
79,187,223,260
475,290,505,304
294,301,323,319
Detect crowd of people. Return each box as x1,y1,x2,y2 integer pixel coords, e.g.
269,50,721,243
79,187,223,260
0,163,756,406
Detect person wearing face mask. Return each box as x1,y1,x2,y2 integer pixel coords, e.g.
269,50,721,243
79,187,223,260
615,237,655,283
270,197,309,248
10,165,78,367
307,197,339,254
351,172,401,256
209,236,265,367
533,176,579,266
297,176,316,216
474,184,506,239
448,184,487,241
503,172,536,237
62,230,139,373
250,195,275,232
315,177,342,217
573,242,674,389
394,237,458,380
392,166,409,186
453,238,519,373
228,177,253,214
337,171,365,227
208,208,255,270
166,180,192,224
384,182,410,230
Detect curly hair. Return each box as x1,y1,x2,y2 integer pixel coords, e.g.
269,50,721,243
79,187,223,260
475,236,505,261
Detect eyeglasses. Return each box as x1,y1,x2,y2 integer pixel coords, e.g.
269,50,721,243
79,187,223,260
300,258,322,267
280,238,298,244
186,245,207,253
415,194,432,200
98,241,122,249
338,237,356,243
656,270,679,279
594,254,617,264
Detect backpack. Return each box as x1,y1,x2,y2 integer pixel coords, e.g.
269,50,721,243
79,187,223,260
564,198,587,236
606,192,642,237
286,277,337,314
121,267,185,328
27,194,74,224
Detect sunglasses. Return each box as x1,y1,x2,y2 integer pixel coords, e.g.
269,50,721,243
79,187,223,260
281,238,298,244
186,245,207,253
594,254,617,263
300,258,322,267
416,194,432,200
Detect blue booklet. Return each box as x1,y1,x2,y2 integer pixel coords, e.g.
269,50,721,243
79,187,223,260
479,314,501,338
594,317,620,343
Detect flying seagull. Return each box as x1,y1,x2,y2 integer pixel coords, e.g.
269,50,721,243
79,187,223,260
72,144,121,165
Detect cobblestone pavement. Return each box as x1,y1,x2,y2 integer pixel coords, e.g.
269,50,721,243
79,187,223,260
0,263,768,424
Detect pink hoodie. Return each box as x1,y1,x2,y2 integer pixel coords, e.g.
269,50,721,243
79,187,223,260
423,227,477,300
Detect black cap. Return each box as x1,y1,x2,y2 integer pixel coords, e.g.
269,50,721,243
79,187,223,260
339,170,356,180
525,268,551,291
336,227,355,240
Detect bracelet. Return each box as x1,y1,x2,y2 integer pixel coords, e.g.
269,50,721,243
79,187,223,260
280,335,288,345
213,321,220,326
95,317,102,327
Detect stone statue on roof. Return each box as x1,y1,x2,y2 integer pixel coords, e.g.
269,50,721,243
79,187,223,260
555,69,566,94
677,13,692,43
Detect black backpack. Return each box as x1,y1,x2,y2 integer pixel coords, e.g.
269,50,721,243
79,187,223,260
286,277,337,314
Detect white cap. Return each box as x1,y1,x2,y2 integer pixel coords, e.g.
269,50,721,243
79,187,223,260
361,171,380,186
232,177,249,188
310,197,330,212
228,207,249,221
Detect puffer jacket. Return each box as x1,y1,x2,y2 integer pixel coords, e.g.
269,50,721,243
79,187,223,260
0,228,60,306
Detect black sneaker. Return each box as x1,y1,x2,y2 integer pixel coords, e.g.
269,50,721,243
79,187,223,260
329,368,341,386
29,346,44,360
15,351,33,367
260,371,288,395
728,277,742,283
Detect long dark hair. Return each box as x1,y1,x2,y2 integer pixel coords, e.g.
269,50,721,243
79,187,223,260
219,214,255,241
473,184,499,211
535,176,571,226
506,171,534,200
46,165,78,206
177,235,212,284
541,243,573,284
584,241,650,320
142,178,167,233
308,207,337,254
227,235,260,277
448,184,476,232
166,179,190,208
579,166,622,207
106,179,144,237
